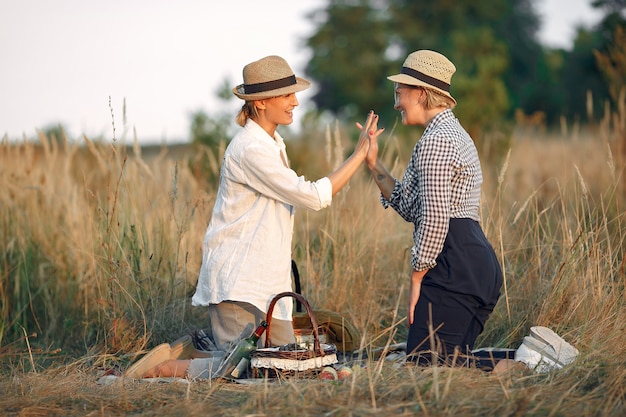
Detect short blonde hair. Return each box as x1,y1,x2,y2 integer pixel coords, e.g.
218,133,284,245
422,87,456,110
235,101,260,127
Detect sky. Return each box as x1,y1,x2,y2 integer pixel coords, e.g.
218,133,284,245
0,0,605,144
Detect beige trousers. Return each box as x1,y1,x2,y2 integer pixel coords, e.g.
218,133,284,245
208,300,295,351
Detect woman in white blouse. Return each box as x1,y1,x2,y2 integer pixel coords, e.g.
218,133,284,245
124,55,383,380
191,55,383,351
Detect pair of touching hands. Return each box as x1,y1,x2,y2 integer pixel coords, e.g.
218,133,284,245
356,111,384,168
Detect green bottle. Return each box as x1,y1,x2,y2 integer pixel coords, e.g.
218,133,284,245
215,320,268,379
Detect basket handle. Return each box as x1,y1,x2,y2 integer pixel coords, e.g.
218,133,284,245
265,291,323,355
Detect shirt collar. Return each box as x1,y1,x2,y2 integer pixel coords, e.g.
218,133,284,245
423,108,454,135
245,119,287,152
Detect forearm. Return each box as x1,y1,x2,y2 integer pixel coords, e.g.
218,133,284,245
328,111,382,196
411,268,427,285
327,152,366,196
407,268,428,325
369,159,396,200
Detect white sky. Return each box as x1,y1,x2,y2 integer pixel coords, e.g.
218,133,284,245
0,0,604,144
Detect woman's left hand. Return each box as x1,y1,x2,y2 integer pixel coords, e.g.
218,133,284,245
355,111,384,159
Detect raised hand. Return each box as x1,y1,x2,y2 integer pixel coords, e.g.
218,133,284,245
327,111,384,196
355,111,384,166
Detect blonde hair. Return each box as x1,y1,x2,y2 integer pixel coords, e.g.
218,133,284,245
235,101,260,127
421,87,456,110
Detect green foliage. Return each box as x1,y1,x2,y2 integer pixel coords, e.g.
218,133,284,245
0,227,85,354
594,25,626,104
592,0,626,15
489,0,542,112
302,0,624,135
449,27,510,139
187,78,237,185
557,28,611,123
2,238,44,344
189,110,231,148
190,78,236,148
40,124,68,146
305,0,540,132
305,0,395,123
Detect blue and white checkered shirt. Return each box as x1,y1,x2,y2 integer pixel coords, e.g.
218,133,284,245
382,109,482,271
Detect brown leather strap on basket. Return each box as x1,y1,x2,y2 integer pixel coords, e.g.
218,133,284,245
265,291,323,355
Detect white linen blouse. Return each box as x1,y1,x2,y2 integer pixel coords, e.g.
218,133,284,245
192,119,332,321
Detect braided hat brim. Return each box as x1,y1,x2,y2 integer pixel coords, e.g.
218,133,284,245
387,50,457,105
387,73,456,105
233,77,311,101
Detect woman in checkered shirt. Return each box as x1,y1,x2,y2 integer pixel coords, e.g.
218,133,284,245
364,50,503,366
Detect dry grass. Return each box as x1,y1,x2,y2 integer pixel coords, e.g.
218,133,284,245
0,355,623,416
1,112,625,415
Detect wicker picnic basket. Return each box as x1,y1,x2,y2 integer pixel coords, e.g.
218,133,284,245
250,291,337,378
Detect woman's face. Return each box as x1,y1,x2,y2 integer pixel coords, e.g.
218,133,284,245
263,93,299,126
393,83,421,125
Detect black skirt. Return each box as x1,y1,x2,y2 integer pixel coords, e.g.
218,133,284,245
406,218,504,361
423,218,502,307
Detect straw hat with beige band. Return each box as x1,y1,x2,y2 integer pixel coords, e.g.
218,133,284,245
387,50,457,106
233,55,311,101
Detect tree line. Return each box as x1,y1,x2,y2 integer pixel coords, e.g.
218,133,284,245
302,0,625,136
189,0,624,148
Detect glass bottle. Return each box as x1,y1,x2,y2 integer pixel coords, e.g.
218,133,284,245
214,320,268,379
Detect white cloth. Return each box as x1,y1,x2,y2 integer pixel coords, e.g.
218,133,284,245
251,345,338,371
514,338,559,373
514,330,579,373
192,119,333,320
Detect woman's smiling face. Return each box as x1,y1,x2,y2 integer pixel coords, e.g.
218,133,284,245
263,93,299,126
393,83,421,125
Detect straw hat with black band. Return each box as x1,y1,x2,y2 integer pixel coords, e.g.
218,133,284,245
387,50,457,106
233,55,311,101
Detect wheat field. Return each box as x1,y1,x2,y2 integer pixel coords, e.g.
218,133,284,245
0,113,624,415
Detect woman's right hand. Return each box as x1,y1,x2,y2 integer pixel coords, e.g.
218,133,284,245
408,269,426,326
328,111,384,197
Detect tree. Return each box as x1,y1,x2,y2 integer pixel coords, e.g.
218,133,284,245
591,0,626,16
555,0,625,124
594,25,626,104
304,0,541,139
449,28,510,140
305,0,395,125
591,0,626,105
187,79,238,185
189,110,230,148
189,79,236,148
594,25,626,172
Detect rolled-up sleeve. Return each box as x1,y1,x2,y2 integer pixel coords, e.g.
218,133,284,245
313,177,332,209
236,129,333,211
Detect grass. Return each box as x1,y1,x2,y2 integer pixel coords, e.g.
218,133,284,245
0,109,625,415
